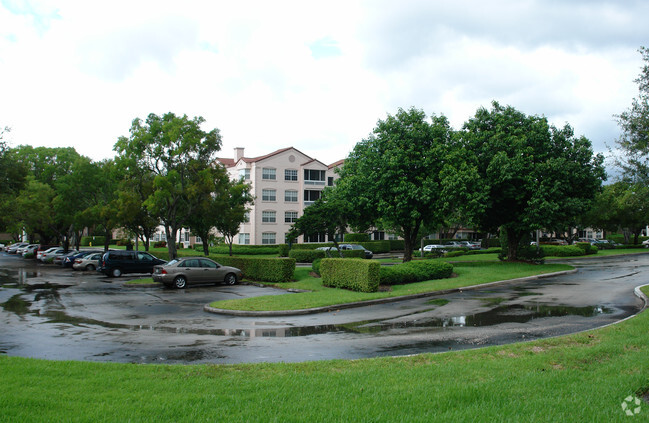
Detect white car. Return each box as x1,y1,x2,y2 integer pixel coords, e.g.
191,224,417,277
643,239,649,247
420,244,447,252
72,252,103,271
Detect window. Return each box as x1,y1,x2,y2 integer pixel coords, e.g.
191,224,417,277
304,190,321,205
262,211,276,223
262,232,276,245
285,169,298,181
304,169,325,185
328,176,334,186
305,232,326,243
239,233,250,245
285,190,298,202
262,189,276,201
239,168,250,180
243,212,250,223
285,234,298,244
262,168,276,180
285,211,298,223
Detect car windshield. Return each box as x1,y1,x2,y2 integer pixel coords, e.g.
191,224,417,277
166,259,179,266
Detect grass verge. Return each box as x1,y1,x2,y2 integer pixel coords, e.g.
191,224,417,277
1,286,647,422
210,262,572,311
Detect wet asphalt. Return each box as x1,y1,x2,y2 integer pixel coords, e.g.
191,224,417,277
0,252,647,364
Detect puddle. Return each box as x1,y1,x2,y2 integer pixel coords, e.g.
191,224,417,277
0,269,44,284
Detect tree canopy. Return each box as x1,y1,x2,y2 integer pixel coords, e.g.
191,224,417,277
460,101,606,260
114,112,225,259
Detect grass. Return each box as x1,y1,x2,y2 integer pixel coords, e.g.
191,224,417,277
210,262,573,311
1,286,648,422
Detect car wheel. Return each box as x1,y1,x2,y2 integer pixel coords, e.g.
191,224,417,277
111,268,122,278
224,273,237,285
174,276,187,289
86,264,96,271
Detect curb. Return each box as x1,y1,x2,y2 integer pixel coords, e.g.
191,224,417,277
203,269,578,317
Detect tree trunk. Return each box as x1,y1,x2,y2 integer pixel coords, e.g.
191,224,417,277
166,226,179,260
506,227,523,261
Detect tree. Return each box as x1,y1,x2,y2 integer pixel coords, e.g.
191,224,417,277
0,127,28,234
114,112,224,259
336,107,475,262
288,187,350,256
460,102,606,260
213,179,254,257
585,182,649,244
615,47,649,181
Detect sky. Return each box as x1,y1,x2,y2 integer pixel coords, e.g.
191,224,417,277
1,0,648,168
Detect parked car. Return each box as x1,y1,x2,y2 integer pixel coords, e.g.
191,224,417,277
63,250,102,268
40,247,67,263
21,244,40,257
98,250,166,277
419,244,447,252
0,243,4,251
37,247,58,261
339,244,373,259
72,252,104,271
457,240,481,250
53,250,79,266
153,257,242,289
6,242,29,254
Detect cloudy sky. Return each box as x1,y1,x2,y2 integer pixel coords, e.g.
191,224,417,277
1,0,648,167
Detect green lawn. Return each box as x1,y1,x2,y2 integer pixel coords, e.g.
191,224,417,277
209,262,572,311
2,286,647,422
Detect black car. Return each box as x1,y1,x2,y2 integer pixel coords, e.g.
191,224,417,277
98,250,166,277
339,244,374,259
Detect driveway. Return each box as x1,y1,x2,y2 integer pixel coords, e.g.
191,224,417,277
0,253,646,364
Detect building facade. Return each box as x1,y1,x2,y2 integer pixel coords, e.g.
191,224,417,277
218,147,343,245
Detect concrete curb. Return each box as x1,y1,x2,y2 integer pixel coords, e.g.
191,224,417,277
203,269,578,317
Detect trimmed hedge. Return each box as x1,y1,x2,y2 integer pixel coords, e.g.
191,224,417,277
321,258,380,292
389,239,405,251
312,258,322,275
278,244,290,257
575,242,598,255
289,249,326,263
540,245,586,257
207,245,281,255
380,261,454,286
214,256,296,282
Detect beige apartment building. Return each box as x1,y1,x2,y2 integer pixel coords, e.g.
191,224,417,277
218,147,344,245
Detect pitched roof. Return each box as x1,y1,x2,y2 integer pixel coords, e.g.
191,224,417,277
218,146,344,169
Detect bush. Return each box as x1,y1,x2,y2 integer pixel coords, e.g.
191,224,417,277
81,236,106,247
290,243,334,250
540,245,586,257
312,258,322,276
389,239,405,251
278,244,290,257
208,245,280,255
575,242,598,255
289,249,326,263
466,247,502,255
321,258,380,292
444,250,466,258
359,241,391,254
380,261,453,286
154,241,167,248
344,233,370,243
214,256,296,282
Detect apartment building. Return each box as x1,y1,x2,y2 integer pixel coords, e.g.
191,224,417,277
218,147,343,245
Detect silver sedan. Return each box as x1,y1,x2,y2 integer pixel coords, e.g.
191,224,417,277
152,257,243,289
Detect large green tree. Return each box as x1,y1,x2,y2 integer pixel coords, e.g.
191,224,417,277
0,128,28,235
114,112,224,259
460,102,606,260
615,46,649,181
212,179,254,257
336,107,476,262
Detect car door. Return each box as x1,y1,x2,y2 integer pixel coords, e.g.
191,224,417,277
198,259,222,283
179,259,201,284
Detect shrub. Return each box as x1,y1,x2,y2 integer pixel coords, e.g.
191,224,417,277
359,241,391,254
213,256,296,282
444,250,466,258
575,242,598,255
389,239,405,251
344,233,370,243
278,244,290,257
380,261,454,286
312,258,322,276
466,247,502,255
320,258,380,292
289,249,326,263
290,243,334,250
540,245,585,257
154,241,167,248
208,245,280,255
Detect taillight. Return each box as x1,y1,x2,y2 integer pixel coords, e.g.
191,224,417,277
161,269,167,274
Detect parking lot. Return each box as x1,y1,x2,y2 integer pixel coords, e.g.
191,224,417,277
0,252,646,364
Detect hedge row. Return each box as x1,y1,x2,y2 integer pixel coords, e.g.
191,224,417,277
343,233,370,242
320,258,380,293
380,261,454,286
540,245,588,257
80,236,106,246
207,245,281,255
290,249,366,263
215,256,296,282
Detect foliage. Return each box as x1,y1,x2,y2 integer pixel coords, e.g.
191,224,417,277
214,256,296,283
574,242,598,255
311,258,322,275
540,245,587,257
614,46,649,181
212,179,254,256
80,236,106,246
320,258,380,292
278,244,290,257
336,108,478,262
344,233,370,242
460,101,605,261
114,112,224,259
380,260,453,285
289,249,326,263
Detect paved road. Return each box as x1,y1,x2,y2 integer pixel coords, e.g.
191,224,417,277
0,253,646,364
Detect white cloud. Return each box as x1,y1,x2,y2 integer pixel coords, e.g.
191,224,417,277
0,0,646,167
